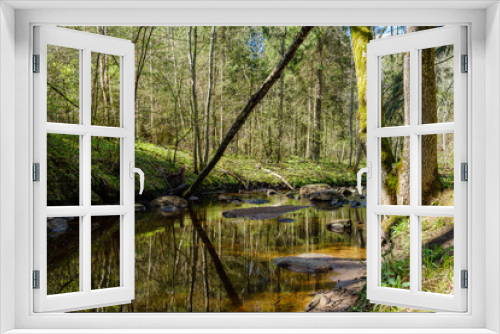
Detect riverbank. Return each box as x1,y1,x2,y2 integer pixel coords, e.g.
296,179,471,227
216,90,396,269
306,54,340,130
48,136,362,205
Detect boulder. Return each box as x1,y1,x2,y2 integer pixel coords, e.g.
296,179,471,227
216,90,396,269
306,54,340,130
326,219,352,233
160,206,178,212
336,187,352,196
222,205,308,220
267,189,278,195
308,189,339,201
299,184,332,196
135,203,146,212
47,218,69,232
285,192,296,199
274,253,365,275
278,218,296,223
218,194,240,201
149,195,188,208
244,199,270,205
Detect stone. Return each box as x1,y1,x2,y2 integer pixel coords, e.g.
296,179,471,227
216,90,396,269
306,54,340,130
188,196,199,201
218,194,240,201
278,218,296,223
299,184,332,196
285,192,296,199
135,203,146,212
267,189,278,195
244,199,270,205
308,189,339,201
274,253,365,275
327,223,350,233
222,205,308,220
149,195,188,208
47,218,69,232
160,206,178,212
336,187,352,196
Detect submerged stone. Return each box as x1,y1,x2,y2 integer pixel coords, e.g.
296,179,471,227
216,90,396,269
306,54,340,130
278,218,296,223
222,205,308,220
274,253,365,275
150,195,188,208
244,199,270,205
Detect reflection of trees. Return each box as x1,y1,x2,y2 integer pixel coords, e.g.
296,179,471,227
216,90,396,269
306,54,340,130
48,196,369,312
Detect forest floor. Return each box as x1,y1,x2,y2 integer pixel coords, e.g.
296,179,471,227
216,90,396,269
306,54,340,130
135,142,360,200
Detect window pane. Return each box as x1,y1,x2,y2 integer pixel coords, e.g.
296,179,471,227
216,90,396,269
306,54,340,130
47,134,80,206
91,137,120,205
381,215,410,290
421,133,454,206
421,216,454,294
91,52,121,127
381,52,409,127
91,216,120,290
47,216,80,295
47,45,80,124
380,136,410,205
421,45,454,124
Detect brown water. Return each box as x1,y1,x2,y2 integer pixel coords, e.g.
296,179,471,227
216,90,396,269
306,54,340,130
48,192,367,312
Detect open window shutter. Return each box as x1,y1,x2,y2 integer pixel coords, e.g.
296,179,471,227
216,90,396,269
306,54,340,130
366,26,467,312
33,26,136,312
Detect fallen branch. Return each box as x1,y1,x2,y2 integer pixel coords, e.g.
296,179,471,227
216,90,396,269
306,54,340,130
220,168,249,189
257,164,294,190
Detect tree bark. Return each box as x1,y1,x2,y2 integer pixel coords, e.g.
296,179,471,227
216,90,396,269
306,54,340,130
204,26,216,165
312,33,323,162
188,27,202,173
277,27,287,163
182,26,314,197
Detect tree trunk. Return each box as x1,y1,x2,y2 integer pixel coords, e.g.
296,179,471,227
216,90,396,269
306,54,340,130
277,27,287,163
183,26,314,197
204,26,216,165
348,54,355,168
419,27,444,203
312,33,323,162
188,27,202,173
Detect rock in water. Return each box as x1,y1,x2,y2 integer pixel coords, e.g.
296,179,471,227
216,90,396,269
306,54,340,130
278,218,296,223
160,206,178,212
218,194,240,201
308,190,339,201
149,195,188,208
135,203,145,212
47,218,69,232
222,205,308,220
285,192,296,199
274,253,365,275
267,189,278,195
188,196,199,201
244,199,270,205
299,184,332,196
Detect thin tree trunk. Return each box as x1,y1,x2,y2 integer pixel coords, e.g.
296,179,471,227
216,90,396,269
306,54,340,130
312,33,323,162
204,26,216,165
188,27,202,173
348,54,355,168
183,26,314,197
277,26,287,163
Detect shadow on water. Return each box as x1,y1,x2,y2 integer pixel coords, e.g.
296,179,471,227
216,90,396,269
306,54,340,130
48,192,366,312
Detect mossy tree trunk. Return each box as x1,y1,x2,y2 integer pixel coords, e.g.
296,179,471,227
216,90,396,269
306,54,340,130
351,26,396,204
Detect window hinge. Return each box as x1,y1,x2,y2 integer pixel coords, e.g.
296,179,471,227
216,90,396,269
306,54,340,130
33,270,40,289
461,270,468,289
33,54,40,73
461,54,468,73
461,162,468,181
33,163,40,182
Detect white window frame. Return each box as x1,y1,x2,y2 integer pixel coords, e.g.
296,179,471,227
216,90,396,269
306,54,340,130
0,2,498,333
33,26,136,313
366,26,467,312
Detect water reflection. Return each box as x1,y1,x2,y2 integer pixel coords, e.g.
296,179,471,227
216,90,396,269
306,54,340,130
60,193,366,312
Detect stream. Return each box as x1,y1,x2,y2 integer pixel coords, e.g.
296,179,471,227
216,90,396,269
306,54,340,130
48,192,367,312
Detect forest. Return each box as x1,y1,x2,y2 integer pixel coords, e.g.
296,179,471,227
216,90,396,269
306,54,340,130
46,26,455,313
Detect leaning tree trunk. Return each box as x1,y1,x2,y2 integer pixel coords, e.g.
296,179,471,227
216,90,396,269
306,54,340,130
312,33,323,162
182,26,314,198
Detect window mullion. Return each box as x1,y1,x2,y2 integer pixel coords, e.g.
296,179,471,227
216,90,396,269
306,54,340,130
409,47,420,294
